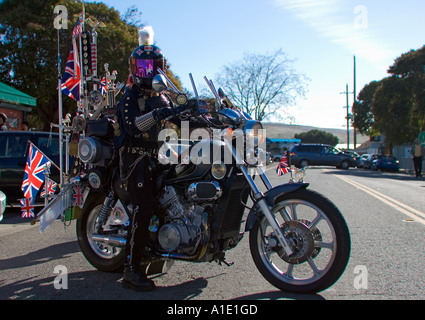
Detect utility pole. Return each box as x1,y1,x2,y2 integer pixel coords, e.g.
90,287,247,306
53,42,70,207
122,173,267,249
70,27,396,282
353,56,357,149
341,84,354,149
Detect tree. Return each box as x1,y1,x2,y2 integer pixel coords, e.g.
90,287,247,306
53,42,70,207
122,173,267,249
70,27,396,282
294,129,339,147
388,46,425,132
216,49,308,121
371,76,415,153
0,0,182,130
352,81,380,136
353,45,425,150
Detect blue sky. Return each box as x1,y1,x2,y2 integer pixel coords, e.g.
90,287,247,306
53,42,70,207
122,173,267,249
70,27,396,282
96,0,424,129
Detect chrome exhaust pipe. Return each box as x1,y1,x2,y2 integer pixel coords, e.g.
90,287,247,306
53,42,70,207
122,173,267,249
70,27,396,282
92,234,127,247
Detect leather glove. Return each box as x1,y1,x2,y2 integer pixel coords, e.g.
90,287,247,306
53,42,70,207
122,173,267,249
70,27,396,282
154,107,176,121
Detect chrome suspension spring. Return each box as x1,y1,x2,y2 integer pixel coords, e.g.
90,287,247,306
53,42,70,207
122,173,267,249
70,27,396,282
96,191,115,231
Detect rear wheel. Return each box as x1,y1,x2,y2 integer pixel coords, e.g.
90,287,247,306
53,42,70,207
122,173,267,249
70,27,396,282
76,193,126,272
340,160,350,170
249,189,350,293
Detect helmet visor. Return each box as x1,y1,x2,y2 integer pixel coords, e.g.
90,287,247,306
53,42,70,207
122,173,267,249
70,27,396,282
130,58,154,78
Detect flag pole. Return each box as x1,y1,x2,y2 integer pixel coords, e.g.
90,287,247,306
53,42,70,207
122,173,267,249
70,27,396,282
28,141,61,171
57,27,64,187
79,1,86,115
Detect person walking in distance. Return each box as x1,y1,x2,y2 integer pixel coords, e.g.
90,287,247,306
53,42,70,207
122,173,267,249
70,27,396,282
411,138,423,178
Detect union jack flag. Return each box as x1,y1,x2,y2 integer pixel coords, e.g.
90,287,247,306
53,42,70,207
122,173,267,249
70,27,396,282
21,143,52,199
276,152,292,176
20,197,35,218
72,184,85,207
41,178,57,198
61,14,83,101
99,76,108,95
61,47,81,101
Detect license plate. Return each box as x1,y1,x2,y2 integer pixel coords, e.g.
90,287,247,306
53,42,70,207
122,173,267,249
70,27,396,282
39,185,72,232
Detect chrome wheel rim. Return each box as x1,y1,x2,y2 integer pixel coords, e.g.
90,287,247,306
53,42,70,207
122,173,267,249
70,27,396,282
86,204,123,260
256,199,337,286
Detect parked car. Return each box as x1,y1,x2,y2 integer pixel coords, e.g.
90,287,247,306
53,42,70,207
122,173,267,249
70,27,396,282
371,155,400,172
341,149,360,167
272,153,284,162
265,152,272,165
0,131,67,206
363,154,379,170
289,144,357,169
357,154,370,168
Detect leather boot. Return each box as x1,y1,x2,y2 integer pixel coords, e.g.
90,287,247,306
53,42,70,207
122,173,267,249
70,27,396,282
122,264,156,291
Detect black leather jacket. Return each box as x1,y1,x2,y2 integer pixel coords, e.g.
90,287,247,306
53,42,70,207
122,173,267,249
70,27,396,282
114,86,172,151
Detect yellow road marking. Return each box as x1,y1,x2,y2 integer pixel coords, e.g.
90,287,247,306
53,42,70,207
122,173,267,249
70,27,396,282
335,174,425,226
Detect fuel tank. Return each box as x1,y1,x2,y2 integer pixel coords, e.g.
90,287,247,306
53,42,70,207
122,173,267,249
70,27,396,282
165,139,229,184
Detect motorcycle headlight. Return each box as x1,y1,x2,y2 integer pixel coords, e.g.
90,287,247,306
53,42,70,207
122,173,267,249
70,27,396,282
78,137,98,163
245,121,265,147
78,137,113,165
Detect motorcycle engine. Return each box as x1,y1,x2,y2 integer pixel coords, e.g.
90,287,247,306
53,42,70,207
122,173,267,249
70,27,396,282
157,186,206,253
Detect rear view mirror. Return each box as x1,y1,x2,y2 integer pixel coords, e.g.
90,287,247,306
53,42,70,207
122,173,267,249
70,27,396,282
152,74,169,93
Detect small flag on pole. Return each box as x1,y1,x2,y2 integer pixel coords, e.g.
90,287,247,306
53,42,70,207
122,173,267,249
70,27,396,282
20,197,35,218
72,184,85,207
21,143,52,199
99,76,110,95
61,47,81,101
72,13,84,37
276,152,292,176
41,178,58,198
61,13,83,101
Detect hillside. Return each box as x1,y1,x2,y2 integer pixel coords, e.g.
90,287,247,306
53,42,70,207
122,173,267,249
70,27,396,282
263,122,369,148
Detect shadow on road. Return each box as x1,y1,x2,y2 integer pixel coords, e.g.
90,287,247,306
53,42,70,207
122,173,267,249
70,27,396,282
0,268,208,300
0,269,325,300
0,241,81,272
0,238,325,301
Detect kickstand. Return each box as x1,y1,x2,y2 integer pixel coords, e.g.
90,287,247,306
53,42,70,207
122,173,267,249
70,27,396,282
220,259,234,267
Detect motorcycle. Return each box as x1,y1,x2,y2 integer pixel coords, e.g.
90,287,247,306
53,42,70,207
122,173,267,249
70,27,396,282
74,72,350,294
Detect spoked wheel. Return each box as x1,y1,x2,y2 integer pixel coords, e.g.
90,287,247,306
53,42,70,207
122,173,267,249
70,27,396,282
76,194,126,272
249,189,350,293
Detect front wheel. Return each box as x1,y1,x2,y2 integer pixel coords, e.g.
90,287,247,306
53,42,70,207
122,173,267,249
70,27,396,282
249,189,350,293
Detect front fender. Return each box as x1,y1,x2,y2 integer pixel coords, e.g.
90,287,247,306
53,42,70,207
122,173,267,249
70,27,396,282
244,182,309,232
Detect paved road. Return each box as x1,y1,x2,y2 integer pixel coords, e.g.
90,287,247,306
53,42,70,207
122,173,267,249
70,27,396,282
1,165,425,301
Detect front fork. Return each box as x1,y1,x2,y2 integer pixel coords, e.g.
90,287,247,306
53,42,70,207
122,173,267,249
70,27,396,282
225,140,294,257
255,198,295,257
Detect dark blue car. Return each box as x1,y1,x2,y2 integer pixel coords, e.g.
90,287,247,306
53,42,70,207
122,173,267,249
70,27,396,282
289,144,357,169
0,131,67,206
371,155,400,172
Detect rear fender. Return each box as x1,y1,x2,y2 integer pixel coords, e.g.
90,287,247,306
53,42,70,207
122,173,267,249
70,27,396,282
244,183,309,232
